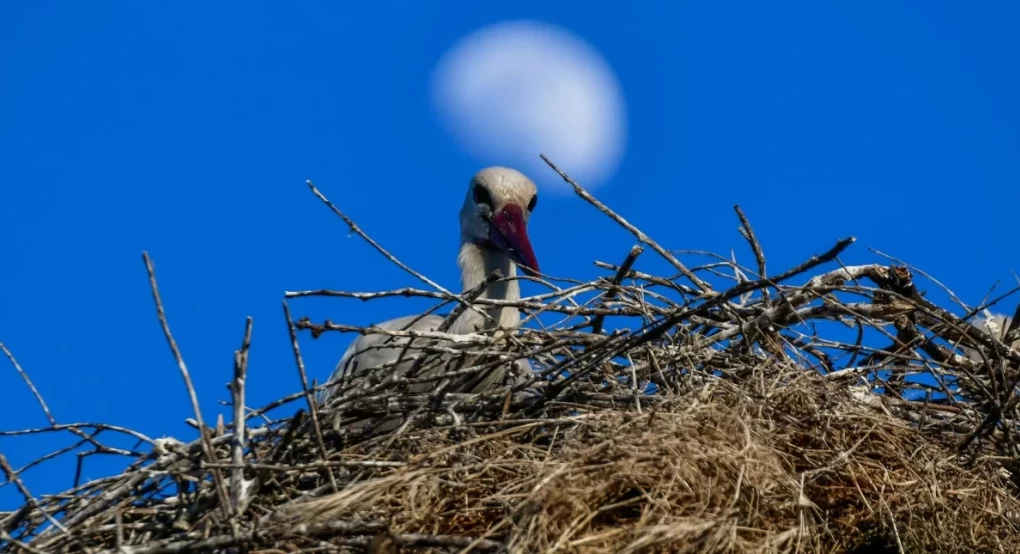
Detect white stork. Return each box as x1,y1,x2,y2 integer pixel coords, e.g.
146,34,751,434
317,166,541,421
963,310,1019,362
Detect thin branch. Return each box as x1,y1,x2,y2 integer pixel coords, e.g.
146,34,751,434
541,154,714,294
141,251,232,521
0,342,56,426
229,316,252,519
733,204,769,303
282,299,337,492
0,453,67,535
591,245,643,335
306,179,451,295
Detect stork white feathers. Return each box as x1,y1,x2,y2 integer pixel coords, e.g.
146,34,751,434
962,310,1019,362
317,167,541,416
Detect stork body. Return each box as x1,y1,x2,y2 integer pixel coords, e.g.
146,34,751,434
317,167,541,429
962,310,1020,363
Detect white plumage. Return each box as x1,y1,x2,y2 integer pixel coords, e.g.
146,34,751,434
962,310,1019,363
317,167,542,428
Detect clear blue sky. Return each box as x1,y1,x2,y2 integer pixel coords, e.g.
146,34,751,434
2,2,1018,508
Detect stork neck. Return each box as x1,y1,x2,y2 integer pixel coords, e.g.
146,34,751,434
451,241,520,334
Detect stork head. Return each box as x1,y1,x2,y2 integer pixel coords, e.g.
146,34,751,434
460,166,540,276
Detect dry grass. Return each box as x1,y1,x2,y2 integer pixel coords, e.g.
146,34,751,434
278,371,1018,554
2,159,1020,553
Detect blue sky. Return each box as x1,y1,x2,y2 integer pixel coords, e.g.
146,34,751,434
2,2,1018,508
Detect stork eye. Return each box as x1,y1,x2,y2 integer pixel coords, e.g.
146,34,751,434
527,194,538,212
473,184,493,208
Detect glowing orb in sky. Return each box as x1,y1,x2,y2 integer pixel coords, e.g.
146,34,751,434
430,20,627,191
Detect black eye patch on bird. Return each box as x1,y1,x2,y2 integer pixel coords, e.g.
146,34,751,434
473,184,493,208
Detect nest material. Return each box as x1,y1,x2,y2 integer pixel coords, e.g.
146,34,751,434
3,165,1020,553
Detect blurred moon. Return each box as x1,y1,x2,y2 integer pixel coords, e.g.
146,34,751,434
430,20,627,191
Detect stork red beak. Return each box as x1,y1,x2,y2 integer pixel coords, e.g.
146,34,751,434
488,204,540,276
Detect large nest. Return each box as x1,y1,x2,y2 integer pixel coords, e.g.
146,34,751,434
3,160,1020,553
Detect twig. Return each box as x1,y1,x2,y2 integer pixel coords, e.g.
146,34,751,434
0,530,47,554
282,299,337,492
0,423,154,444
0,342,56,426
733,204,769,303
229,317,253,519
591,245,643,335
141,252,232,521
306,179,451,295
540,154,714,294
0,453,67,535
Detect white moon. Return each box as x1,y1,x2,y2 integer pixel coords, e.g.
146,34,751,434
430,20,627,191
